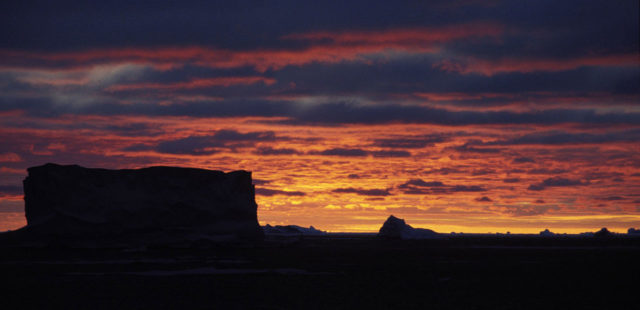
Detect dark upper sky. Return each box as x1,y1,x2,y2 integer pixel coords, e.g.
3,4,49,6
3,1,638,54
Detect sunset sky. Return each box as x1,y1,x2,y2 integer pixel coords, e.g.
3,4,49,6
1,0,639,233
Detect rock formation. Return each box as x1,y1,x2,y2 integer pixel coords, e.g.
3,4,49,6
19,163,263,244
539,229,555,237
594,227,611,238
377,215,439,239
263,224,326,236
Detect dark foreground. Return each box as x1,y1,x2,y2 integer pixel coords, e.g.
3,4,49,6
1,235,639,309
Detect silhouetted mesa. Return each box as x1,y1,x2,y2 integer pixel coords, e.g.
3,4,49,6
19,163,263,245
378,215,440,239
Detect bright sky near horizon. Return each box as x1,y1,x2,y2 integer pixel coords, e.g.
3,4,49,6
1,0,639,233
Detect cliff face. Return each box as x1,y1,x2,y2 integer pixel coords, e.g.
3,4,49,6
22,163,263,242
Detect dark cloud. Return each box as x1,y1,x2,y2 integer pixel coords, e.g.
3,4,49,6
471,169,495,176
597,196,625,201
527,168,569,175
528,177,589,191
283,103,640,126
1,120,165,137
475,196,492,202
487,130,640,146
122,144,155,152
309,148,368,157
540,177,589,187
1,0,638,128
513,157,535,164
332,187,391,196
503,178,520,183
423,168,461,175
451,142,502,154
398,178,485,195
347,174,361,179
2,0,477,50
371,134,449,149
0,185,22,197
583,171,624,181
210,129,277,142
254,147,301,155
156,136,221,155
3,0,637,61
399,179,445,188
155,129,278,155
252,179,271,185
3,96,640,127
255,188,305,197
370,150,412,158
365,197,385,201
442,1,639,60
527,184,546,191
450,185,485,192
274,58,639,98
307,147,412,158
102,123,164,137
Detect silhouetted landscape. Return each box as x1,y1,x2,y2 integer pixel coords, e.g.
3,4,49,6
1,164,638,309
3,1,639,308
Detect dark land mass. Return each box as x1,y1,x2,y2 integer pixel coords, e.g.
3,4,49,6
21,163,263,242
5,165,639,308
1,235,639,310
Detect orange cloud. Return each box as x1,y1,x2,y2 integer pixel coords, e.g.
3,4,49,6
1,117,639,233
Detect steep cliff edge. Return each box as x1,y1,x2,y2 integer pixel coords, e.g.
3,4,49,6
19,163,263,244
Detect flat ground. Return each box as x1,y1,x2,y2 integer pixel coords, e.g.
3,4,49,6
1,235,638,309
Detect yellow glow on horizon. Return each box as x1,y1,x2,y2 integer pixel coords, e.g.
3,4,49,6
1,117,639,234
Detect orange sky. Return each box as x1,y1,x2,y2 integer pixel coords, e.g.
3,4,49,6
1,115,638,233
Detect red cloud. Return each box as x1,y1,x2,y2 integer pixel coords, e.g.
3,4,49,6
283,22,504,47
0,22,504,72
434,54,640,75
107,76,276,92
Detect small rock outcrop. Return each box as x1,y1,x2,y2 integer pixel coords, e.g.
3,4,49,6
20,163,263,244
263,224,326,236
539,229,555,237
377,215,439,239
594,227,612,238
